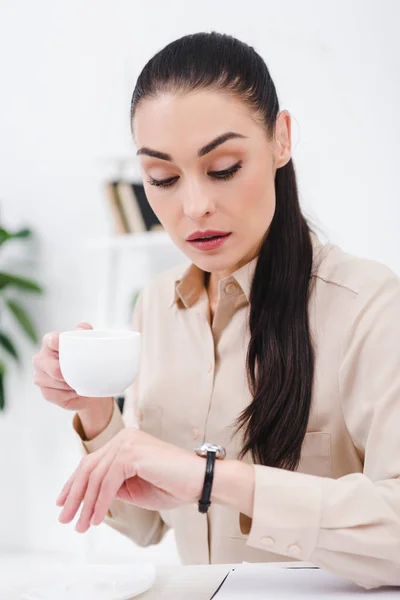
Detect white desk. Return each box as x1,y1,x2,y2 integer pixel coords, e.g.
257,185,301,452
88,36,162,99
0,559,229,599
1,557,398,599
139,563,400,599
136,563,231,599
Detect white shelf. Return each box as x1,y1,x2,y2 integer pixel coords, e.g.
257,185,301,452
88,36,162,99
87,230,173,250
85,229,186,327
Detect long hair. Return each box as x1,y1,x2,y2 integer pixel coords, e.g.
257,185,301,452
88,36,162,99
130,32,315,470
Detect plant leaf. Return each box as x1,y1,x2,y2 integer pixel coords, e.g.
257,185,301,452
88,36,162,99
131,289,141,310
0,331,19,362
0,227,31,247
0,228,10,246
6,298,38,344
0,361,5,411
13,228,32,238
0,272,43,293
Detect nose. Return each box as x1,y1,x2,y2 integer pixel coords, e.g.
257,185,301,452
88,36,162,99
182,181,216,220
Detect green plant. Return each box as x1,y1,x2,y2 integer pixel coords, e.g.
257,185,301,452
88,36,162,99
0,226,44,410
130,288,141,311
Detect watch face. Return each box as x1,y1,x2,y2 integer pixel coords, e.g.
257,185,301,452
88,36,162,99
195,443,226,459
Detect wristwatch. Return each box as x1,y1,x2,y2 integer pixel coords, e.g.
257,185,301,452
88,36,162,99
195,443,226,513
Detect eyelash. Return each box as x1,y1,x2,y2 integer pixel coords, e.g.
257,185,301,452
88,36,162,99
147,161,242,189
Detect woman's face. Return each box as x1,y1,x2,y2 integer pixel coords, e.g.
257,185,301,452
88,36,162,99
133,90,291,275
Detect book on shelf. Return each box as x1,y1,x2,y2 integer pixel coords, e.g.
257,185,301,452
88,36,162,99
104,179,163,235
104,180,131,235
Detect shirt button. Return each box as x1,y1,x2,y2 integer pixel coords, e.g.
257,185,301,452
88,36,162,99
225,282,237,295
287,543,301,556
261,536,275,547
192,428,199,440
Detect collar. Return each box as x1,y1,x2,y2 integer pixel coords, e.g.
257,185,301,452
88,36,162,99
170,230,324,309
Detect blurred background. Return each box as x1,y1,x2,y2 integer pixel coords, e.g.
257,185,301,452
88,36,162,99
0,0,399,569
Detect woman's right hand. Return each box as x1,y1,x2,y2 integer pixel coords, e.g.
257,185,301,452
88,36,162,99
33,322,114,439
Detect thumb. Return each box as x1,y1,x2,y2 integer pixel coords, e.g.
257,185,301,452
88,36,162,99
74,322,93,330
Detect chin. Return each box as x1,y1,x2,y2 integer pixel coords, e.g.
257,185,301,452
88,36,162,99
188,250,239,273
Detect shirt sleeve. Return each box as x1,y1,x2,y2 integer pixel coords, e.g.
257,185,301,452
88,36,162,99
244,272,400,590
72,290,169,547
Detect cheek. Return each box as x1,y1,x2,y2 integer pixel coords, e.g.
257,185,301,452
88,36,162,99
235,168,276,226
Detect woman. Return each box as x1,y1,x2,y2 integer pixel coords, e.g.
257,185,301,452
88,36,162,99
33,32,400,589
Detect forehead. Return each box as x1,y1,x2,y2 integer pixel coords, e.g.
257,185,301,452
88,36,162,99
132,90,260,154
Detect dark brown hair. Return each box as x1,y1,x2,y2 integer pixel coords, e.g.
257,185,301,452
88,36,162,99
130,32,315,471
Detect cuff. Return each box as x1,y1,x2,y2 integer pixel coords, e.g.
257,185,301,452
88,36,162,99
72,400,125,453
245,464,322,560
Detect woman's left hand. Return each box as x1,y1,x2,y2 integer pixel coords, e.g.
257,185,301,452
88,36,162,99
56,428,205,533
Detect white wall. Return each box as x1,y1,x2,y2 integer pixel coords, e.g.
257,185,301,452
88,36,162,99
0,0,399,561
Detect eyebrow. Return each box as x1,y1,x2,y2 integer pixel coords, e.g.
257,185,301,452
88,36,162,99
136,131,247,162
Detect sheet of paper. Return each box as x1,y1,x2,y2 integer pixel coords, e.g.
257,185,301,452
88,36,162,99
214,563,400,598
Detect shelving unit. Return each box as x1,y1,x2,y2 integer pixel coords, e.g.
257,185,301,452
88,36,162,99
86,230,186,328
86,230,172,250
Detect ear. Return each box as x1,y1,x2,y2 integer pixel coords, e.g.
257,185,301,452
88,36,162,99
274,110,292,169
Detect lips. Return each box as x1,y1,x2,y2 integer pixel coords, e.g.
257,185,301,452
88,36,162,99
185,230,232,252
186,230,230,242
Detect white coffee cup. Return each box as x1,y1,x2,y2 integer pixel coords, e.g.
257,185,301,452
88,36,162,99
59,329,141,398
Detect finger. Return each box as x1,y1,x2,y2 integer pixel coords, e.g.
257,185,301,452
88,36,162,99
57,445,109,507
74,451,116,533
58,455,99,524
56,471,76,507
40,386,77,406
58,442,111,521
41,323,92,356
92,453,136,526
34,370,72,391
33,354,65,383
74,322,93,331
42,331,60,353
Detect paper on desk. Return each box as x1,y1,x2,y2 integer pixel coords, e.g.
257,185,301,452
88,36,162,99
213,563,400,598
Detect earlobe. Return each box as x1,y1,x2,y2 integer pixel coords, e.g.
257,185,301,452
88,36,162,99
276,150,291,169
274,139,291,169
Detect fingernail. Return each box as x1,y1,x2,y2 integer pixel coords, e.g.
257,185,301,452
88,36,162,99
58,510,66,523
76,322,91,329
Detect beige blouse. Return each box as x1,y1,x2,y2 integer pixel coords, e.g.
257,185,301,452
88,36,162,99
74,233,400,589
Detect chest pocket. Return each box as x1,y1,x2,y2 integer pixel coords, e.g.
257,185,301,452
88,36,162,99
297,431,332,477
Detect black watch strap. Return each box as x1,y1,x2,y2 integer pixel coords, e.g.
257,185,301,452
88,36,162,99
198,450,216,514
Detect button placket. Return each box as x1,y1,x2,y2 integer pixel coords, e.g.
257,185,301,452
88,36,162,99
198,310,217,446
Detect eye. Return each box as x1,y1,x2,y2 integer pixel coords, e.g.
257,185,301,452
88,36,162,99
147,175,178,188
146,160,243,189
209,161,242,181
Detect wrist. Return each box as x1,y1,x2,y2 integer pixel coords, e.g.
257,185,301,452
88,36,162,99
211,459,255,517
77,397,114,441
